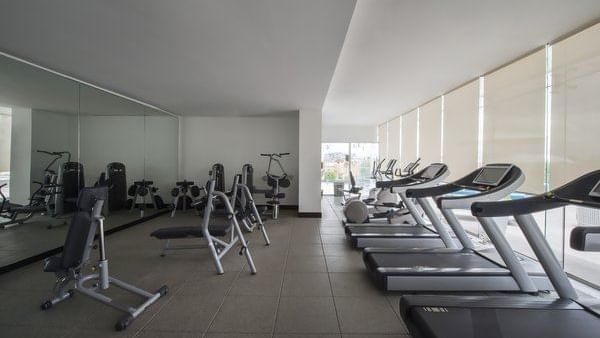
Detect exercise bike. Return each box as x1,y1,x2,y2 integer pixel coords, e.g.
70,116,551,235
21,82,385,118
248,153,292,219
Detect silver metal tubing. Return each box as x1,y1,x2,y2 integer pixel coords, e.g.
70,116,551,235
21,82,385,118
440,208,474,250
214,189,257,273
417,197,457,249
514,214,578,299
400,192,427,225
477,216,538,293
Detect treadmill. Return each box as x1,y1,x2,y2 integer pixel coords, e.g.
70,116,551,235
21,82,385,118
345,163,454,249
363,164,553,292
399,170,600,338
343,160,422,225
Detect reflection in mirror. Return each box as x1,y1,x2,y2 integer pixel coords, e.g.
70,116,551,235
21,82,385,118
144,107,178,218
79,85,149,228
0,54,79,267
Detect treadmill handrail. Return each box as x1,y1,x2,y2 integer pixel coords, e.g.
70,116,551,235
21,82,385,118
405,166,483,198
391,164,450,194
377,163,449,190
436,164,524,210
472,170,600,217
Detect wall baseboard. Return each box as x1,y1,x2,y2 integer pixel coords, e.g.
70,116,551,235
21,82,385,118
280,205,299,210
297,212,322,218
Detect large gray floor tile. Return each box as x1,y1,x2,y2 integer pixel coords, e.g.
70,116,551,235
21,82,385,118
282,272,332,296
275,297,340,334
334,297,407,334
320,235,348,245
325,255,365,273
145,293,224,332
205,334,271,338
329,272,382,297
275,335,341,338
208,295,278,333
285,255,328,273
229,271,284,297
288,242,324,256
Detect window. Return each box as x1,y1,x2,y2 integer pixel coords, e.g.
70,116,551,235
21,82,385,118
321,142,378,195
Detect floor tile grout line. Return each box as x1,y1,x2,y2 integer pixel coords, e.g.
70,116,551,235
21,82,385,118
269,221,293,338
320,215,344,335
131,261,197,337
201,263,244,338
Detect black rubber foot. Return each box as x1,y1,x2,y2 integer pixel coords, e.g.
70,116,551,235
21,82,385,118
40,301,52,310
157,285,169,296
115,315,133,331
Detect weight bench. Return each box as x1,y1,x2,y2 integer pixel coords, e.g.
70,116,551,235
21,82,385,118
150,223,231,256
41,186,167,331
150,179,256,275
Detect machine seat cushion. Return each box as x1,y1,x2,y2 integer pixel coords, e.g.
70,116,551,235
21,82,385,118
11,204,47,213
150,224,231,239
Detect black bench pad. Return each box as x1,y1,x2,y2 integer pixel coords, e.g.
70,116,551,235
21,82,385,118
150,224,231,239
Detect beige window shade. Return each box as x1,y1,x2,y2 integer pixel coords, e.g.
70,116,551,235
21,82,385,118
550,23,600,188
387,117,401,160
418,97,442,166
378,123,387,160
483,49,546,193
401,109,418,165
443,80,480,181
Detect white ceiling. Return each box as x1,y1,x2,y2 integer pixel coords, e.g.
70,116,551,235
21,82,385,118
0,0,356,116
1,1,599,125
323,0,600,126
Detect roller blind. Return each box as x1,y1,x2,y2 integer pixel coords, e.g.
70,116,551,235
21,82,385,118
401,109,418,165
418,97,442,166
378,123,387,160
483,49,546,193
443,80,480,181
550,23,600,188
387,117,401,161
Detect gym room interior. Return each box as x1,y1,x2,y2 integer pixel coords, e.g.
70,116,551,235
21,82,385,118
0,1,600,337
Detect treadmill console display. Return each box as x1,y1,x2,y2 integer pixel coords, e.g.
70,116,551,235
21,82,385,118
420,164,444,179
589,180,600,198
472,165,512,187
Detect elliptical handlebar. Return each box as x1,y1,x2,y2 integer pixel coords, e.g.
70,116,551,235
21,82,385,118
37,150,72,169
261,152,289,158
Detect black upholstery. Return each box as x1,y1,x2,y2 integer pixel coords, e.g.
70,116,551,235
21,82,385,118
44,187,107,273
472,170,600,217
150,224,231,239
107,162,127,211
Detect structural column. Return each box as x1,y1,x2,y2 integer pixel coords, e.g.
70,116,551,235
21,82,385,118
298,109,322,216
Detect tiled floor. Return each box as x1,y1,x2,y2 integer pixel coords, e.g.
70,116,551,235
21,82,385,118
0,197,409,337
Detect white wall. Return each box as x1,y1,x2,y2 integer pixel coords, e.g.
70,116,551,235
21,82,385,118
180,115,299,205
322,124,377,143
9,108,32,204
299,109,322,214
144,116,179,198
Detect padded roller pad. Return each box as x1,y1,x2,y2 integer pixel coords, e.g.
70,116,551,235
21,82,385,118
150,224,231,239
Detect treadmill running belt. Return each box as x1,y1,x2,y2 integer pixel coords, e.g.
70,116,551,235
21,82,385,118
409,307,600,338
368,252,501,270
